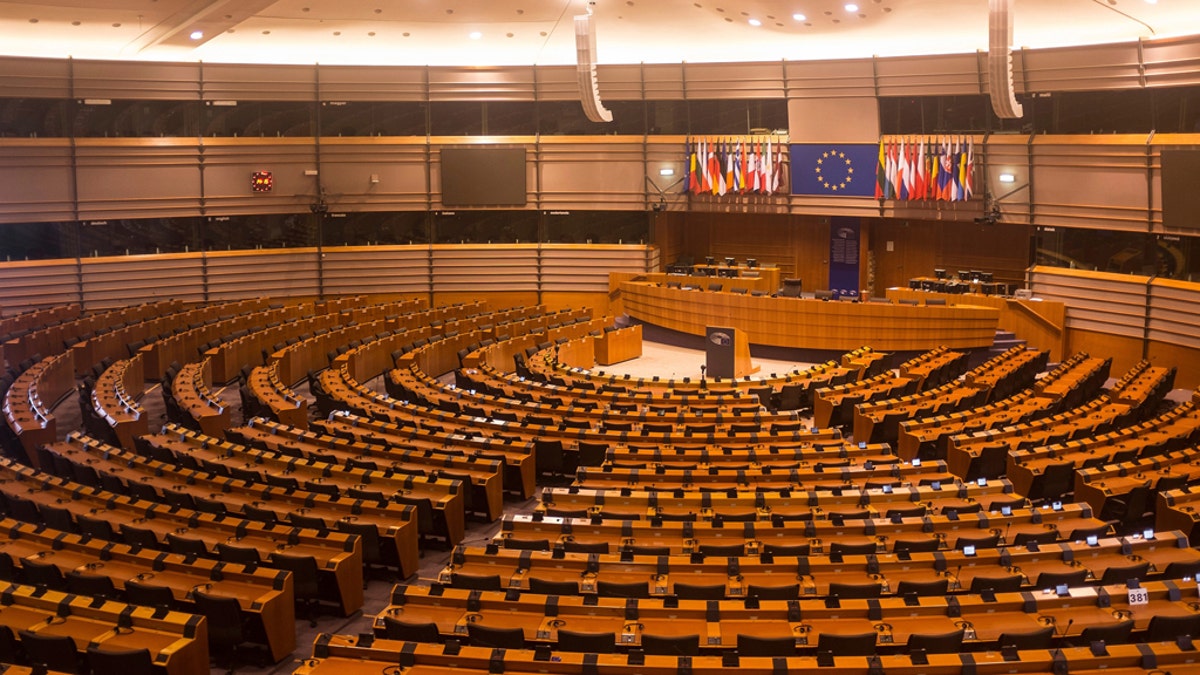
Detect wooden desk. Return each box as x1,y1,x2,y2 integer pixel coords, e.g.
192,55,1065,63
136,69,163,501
0,582,208,675
502,503,1108,558
373,578,1198,650
444,530,1198,599
886,287,1066,362
0,511,294,663
38,435,365,616
91,354,149,450
231,419,505,522
537,480,1015,522
896,354,1111,461
595,325,643,366
3,350,74,463
618,280,1000,351
573,459,953,492
136,429,422,577
297,636,1200,675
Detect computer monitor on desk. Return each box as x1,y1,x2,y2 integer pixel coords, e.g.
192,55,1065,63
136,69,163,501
980,271,994,283
958,270,971,281
934,268,946,280
746,258,758,268
724,257,736,267
705,256,716,266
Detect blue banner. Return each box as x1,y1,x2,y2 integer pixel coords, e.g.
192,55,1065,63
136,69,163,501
790,144,879,197
828,217,861,299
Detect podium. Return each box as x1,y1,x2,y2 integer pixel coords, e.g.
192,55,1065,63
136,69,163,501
705,326,757,379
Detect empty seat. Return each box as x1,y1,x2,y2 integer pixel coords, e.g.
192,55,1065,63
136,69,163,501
641,633,699,656
557,629,615,653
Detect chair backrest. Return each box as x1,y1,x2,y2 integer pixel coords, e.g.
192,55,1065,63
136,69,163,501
997,626,1054,650
66,570,118,600
640,633,700,656
779,279,803,298
21,558,66,591
87,646,155,675
528,577,580,596
270,552,321,598
19,630,78,672
192,589,247,649
76,513,116,541
452,573,503,591
746,583,799,600
816,631,877,656
1146,614,1200,643
673,582,726,600
736,634,796,657
556,629,615,653
828,582,882,599
125,579,176,611
906,629,965,654
596,580,649,598
467,623,526,649
382,615,441,643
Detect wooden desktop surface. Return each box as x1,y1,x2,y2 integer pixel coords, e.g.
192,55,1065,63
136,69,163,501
618,280,999,351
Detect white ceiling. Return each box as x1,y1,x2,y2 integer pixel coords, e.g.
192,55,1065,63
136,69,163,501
0,0,1197,67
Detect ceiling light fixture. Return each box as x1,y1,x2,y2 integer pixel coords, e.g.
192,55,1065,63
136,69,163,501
748,18,761,26
189,30,203,40
469,31,482,39
998,173,1016,183
793,13,806,21
845,3,859,11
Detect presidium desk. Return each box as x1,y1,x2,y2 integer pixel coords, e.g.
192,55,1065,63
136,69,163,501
614,278,1001,352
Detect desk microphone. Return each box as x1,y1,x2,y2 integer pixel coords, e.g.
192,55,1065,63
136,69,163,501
950,565,963,591
1004,521,1012,545
1055,618,1074,639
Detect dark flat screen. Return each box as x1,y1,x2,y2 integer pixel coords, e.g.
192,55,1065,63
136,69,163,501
440,147,527,206
1162,150,1200,231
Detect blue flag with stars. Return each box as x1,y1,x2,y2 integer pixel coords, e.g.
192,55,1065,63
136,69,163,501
790,144,879,197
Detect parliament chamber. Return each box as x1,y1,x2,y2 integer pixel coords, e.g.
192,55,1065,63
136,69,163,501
2,4,1200,675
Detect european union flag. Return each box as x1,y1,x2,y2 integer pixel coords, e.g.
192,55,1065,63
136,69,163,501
790,144,879,197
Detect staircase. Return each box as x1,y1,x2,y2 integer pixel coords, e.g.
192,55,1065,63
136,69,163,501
990,329,1026,357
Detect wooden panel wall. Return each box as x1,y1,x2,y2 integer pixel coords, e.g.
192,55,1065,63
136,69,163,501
868,219,1032,293
676,212,831,292
1030,266,1200,388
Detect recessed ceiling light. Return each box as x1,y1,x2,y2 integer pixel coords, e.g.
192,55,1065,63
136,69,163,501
189,30,203,40
111,22,121,27
28,18,38,23
71,20,80,26
748,18,761,26
793,12,806,20
469,31,482,39
368,31,376,36
845,3,859,10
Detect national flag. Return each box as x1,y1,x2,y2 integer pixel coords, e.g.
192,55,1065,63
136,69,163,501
738,140,748,192
686,138,699,194
950,138,962,202
711,140,722,196
885,139,898,200
939,138,954,201
790,143,879,197
725,141,736,196
746,143,758,193
927,139,939,200
733,141,743,193
717,142,728,196
895,138,908,200
762,139,774,195
772,141,784,194
915,139,927,200
874,140,886,199
960,136,969,198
